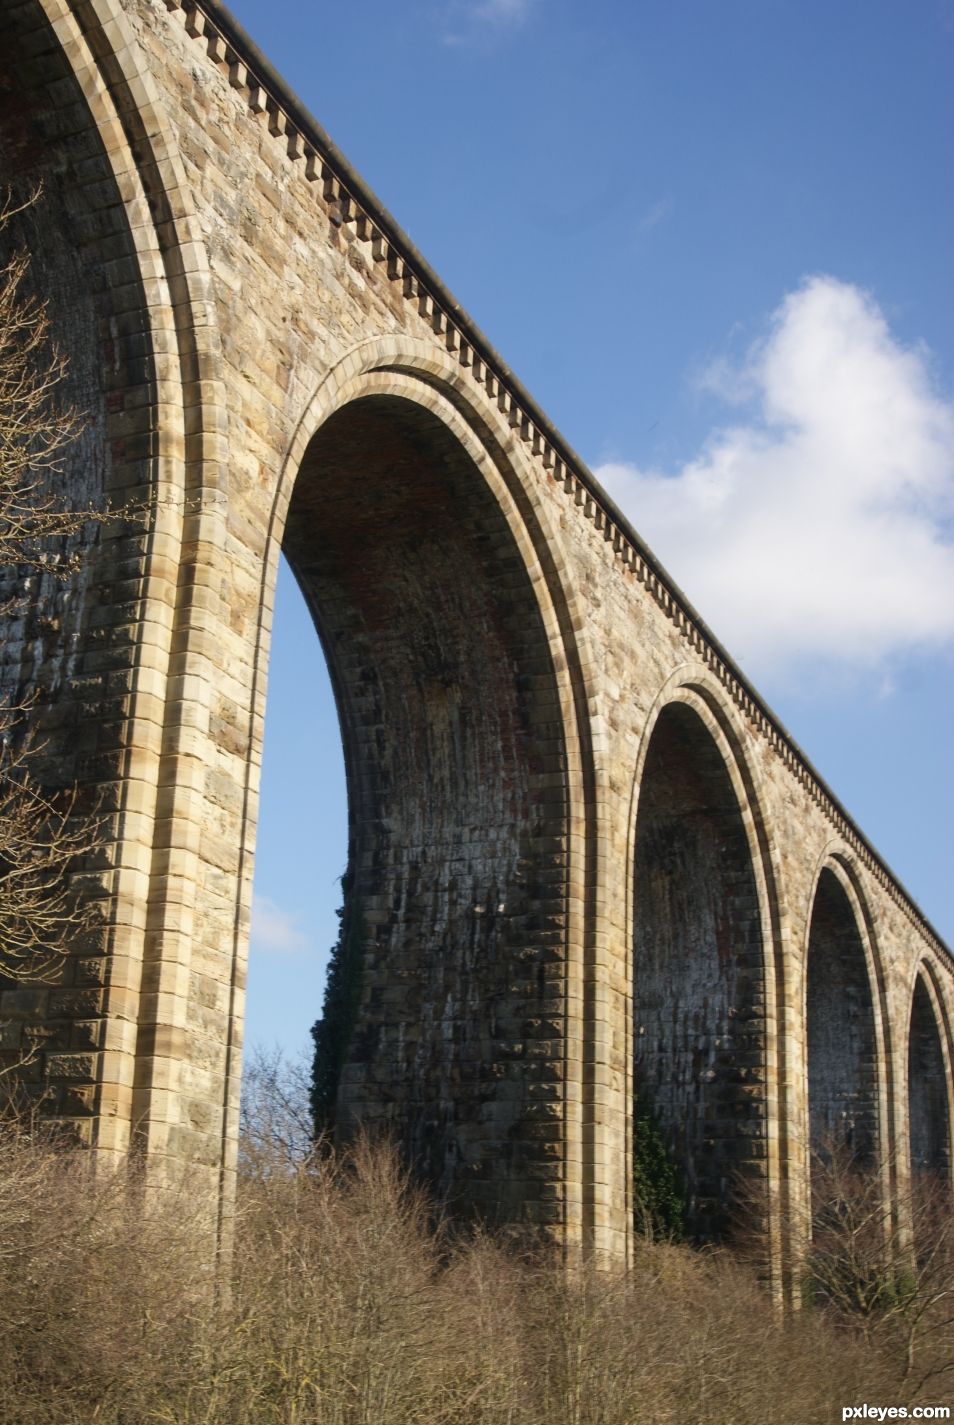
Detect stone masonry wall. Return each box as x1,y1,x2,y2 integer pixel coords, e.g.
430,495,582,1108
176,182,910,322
0,0,950,1279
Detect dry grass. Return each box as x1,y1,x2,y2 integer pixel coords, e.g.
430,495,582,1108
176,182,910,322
1,1114,949,1425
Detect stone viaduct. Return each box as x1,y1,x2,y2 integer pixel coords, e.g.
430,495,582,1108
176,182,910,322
0,0,950,1287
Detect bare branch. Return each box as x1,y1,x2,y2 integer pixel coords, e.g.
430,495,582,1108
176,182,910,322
0,705,101,984
0,189,106,998
0,190,94,574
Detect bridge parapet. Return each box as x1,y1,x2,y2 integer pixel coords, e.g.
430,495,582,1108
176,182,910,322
143,0,946,965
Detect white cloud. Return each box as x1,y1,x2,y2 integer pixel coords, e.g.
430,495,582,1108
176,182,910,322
596,277,954,680
250,894,309,956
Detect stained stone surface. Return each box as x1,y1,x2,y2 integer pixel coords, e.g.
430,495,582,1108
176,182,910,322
0,0,950,1282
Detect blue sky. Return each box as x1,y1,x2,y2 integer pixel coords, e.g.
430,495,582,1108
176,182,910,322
234,0,954,1058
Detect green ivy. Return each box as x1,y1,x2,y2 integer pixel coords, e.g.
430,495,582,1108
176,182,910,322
310,873,364,1134
633,1091,687,1242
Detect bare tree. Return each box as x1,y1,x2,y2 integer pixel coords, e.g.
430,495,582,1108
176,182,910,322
0,190,86,572
0,190,102,1008
239,1043,317,1171
0,723,96,986
803,1142,954,1395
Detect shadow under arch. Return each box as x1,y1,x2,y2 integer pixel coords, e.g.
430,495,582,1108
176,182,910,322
907,963,953,1182
0,0,234,1165
628,673,783,1246
803,855,890,1174
241,354,590,1233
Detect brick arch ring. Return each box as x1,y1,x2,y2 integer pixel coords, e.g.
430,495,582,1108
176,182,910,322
907,956,954,1073
799,845,895,1184
624,663,789,1273
216,335,602,1232
904,956,954,1176
625,664,786,1009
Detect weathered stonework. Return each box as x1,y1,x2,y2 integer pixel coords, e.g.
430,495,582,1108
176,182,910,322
0,0,950,1287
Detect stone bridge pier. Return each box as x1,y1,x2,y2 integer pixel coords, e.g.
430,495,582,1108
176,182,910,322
1,0,950,1289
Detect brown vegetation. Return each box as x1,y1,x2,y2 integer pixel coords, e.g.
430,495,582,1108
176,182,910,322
803,1143,954,1396
3,1099,952,1425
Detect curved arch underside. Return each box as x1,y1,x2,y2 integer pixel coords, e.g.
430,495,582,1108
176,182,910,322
806,869,879,1164
632,701,766,1242
0,0,175,1139
0,7,122,717
283,395,570,1222
909,977,949,1180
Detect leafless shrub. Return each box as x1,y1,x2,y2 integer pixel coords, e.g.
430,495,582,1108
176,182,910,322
0,712,100,989
235,1133,489,1424
0,189,90,576
512,1239,878,1425
0,1112,916,1425
0,1114,220,1425
0,187,107,1019
239,1041,317,1172
803,1141,954,1396
732,1135,954,1409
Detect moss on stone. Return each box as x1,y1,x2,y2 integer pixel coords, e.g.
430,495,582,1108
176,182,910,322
310,873,363,1134
633,1089,687,1242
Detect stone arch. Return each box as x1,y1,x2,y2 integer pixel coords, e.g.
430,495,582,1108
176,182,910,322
628,671,780,1244
803,856,887,1170
0,0,229,1158
907,965,952,1181
223,345,593,1234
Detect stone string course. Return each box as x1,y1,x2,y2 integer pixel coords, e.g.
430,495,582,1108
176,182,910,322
161,0,944,966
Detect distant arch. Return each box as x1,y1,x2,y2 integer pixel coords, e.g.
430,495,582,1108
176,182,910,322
804,861,884,1166
629,679,778,1242
908,968,951,1181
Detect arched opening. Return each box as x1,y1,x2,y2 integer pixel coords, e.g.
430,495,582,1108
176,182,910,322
632,700,765,1242
908,975,949,1181
244,557,347,1055
0,2,159,1121
805,868,879,1166
275,392,570,1225
0,24,114,730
